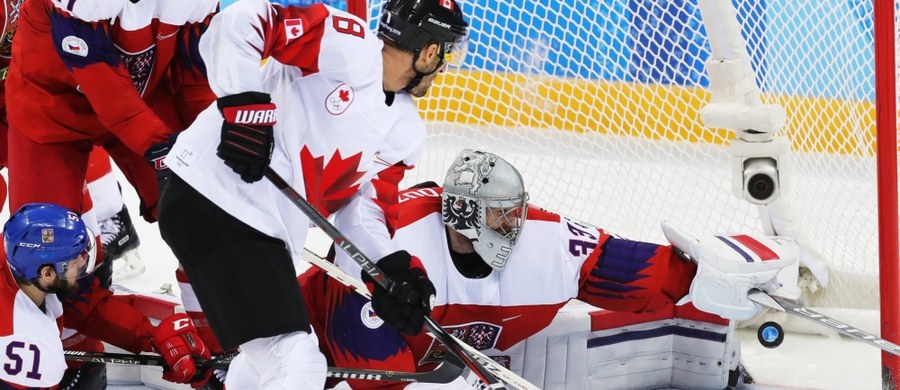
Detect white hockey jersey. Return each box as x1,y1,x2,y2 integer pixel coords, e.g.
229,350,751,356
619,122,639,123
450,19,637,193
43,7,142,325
334,185,700,370
335,186,599,363
167,0,426,262
0,265,66,388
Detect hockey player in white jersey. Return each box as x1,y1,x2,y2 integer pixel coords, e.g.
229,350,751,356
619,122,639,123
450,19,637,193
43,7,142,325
157,0,468,388
295,149,808,389
0,204,94,389
0,203,211,389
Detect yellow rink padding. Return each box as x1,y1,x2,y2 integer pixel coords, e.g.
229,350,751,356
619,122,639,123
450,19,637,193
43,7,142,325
416,69,884,157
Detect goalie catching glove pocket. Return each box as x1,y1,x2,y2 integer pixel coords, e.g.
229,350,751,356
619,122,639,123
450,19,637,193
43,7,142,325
151,313,212,387
363,250,436,336
217,91,277,183
662,221,799,321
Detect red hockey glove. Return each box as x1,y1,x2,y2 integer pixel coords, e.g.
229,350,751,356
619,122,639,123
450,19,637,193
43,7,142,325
363,250,435,335
152,313,211,387
217,91,276,183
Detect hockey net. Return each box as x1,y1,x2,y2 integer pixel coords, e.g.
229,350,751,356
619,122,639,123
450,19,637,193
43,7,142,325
361,0,895,319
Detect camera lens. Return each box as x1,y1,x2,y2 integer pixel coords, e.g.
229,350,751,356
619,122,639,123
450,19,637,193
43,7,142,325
747,173,775,201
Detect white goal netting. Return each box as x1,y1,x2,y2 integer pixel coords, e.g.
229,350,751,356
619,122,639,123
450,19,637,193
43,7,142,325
365,0,895,314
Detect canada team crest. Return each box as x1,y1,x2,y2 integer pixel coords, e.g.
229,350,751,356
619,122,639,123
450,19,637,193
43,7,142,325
325,83,354,115
284,18,303,41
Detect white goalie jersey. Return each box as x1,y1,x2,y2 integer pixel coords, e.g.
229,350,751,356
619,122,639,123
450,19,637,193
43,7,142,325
319,186,742,390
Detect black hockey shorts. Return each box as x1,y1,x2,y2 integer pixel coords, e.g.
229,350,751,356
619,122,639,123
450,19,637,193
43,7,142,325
157,174,310,350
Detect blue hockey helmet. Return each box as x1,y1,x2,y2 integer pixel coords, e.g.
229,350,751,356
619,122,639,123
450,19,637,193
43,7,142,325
4,203,96,281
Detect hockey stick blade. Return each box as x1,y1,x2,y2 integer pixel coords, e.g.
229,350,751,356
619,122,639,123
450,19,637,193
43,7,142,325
749,291,900,356
64,350,464,383
266,168,538,389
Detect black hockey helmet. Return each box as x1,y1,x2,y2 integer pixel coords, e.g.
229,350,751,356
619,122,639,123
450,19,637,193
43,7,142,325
378,0,469,67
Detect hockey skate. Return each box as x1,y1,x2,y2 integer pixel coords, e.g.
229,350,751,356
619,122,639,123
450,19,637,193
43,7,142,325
100,205,146,282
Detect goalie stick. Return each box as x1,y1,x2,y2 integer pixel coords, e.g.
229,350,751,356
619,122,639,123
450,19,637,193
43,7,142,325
64,350,465,383
265,167,540,390
748,291,900,356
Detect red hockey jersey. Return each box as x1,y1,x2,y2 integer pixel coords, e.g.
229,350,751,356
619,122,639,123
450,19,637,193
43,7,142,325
5,0,217,155
0,0,21,167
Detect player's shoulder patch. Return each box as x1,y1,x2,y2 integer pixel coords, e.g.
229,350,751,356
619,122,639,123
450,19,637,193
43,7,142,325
50,0,124,22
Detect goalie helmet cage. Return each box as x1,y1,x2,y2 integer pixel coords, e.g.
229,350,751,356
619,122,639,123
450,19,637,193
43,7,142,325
344,0,900,387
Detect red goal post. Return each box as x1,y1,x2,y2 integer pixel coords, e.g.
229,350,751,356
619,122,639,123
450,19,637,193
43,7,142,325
874,0,899,386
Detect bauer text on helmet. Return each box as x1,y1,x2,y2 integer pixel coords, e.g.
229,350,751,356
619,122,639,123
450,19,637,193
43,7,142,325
378,0,469,67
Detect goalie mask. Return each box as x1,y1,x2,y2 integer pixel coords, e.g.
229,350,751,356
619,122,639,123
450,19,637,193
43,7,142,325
441,149,528,271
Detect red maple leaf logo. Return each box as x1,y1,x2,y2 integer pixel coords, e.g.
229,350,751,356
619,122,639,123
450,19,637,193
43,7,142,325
300,146,366,217
339,89,350,102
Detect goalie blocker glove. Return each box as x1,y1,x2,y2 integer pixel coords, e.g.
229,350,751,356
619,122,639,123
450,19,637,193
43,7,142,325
662,221,799,321
216,92,277,183
363,250,436,335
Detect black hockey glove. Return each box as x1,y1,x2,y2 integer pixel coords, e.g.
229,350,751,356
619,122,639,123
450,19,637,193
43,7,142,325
363,250,435,336
216,91,276,183
144,132,179,192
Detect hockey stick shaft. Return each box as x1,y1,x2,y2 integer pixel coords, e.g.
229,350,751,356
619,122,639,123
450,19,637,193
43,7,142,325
266,168,537,389
326,361,463,383
64,351,463,383
64,350,232,369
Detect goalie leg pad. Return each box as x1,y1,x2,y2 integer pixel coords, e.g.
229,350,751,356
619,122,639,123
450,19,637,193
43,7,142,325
517,300,740,389
671,303,741,390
